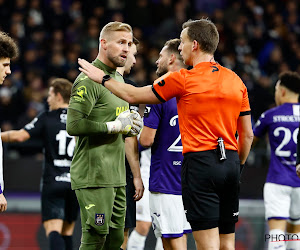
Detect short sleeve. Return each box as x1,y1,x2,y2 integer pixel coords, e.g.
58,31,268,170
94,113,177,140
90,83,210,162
240,84,251,115
253,112,268,138
68,75,101,116
143,104,163,129
152,70,185,102
24,112,46,137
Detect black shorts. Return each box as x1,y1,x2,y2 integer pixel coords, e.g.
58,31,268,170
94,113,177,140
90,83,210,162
125,176,136,228
181,150,240,234
41,182,79,223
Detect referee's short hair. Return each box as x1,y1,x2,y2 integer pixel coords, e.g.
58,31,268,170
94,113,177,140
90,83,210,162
50,78,73,103
0,31,19,60
279,71,300,94
182,18,219,55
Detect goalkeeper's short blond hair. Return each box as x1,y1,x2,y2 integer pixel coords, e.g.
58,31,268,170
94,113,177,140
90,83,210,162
100,21,132,40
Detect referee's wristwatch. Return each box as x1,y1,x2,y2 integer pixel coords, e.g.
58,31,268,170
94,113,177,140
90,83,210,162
102,74,111,86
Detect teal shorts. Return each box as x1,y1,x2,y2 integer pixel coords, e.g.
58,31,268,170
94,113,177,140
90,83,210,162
75,186,126,234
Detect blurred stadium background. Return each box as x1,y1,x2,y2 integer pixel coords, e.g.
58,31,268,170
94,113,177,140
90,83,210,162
0,0,299,249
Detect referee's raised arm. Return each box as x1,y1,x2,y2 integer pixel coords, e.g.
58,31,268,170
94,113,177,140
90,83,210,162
78,57,162,105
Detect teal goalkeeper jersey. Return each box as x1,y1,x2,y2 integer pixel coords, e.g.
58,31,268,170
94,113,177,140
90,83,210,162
67,59,129,189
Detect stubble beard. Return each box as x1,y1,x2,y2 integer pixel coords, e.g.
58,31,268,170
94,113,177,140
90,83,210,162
156,66,168,77
107,53,126,68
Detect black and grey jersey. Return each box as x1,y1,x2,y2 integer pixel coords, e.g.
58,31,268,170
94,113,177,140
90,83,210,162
24,108,75,185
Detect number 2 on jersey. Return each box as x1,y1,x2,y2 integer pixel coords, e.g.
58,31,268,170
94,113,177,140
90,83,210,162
274,126,298,157
167,115,183,152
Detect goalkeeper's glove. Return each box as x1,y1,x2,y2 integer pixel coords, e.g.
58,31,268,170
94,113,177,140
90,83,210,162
106,110,134,135
128,110,143,136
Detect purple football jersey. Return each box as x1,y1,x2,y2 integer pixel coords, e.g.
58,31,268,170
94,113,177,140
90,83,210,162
144,97,183,195
253,103,300,187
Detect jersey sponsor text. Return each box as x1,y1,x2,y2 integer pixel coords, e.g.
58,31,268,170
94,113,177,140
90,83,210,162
53,159,72,167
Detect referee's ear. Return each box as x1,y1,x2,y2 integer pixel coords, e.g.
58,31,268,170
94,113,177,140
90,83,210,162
192,40,198,51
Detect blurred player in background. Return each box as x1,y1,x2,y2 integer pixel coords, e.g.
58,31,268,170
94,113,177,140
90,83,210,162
253,71,300,250
0,31,19,212
1,78,78,250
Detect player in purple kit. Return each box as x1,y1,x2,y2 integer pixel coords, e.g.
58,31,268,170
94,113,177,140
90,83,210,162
253,71,300,250
139,39,192,250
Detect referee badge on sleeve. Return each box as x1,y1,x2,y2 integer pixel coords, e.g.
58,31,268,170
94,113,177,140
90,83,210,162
95,213,105,226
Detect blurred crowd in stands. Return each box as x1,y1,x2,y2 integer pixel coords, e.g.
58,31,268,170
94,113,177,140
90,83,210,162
0,0,299,154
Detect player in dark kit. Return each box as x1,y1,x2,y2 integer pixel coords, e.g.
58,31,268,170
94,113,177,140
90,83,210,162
1,78,78,250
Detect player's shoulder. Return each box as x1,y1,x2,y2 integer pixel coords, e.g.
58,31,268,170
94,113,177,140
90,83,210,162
46,108,67,117
220,65,244,83
168,68,188,79
259,105,281,120
267,105,284,115
74,72,93,85
124,78,138,87
35,110,48,119
44,108,68,125
177,67,192,77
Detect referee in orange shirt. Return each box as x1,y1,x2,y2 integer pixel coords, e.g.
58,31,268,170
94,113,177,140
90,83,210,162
78,18,253,250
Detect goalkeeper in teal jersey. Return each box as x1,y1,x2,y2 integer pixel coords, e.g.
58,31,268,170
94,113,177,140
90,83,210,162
66,22,143,250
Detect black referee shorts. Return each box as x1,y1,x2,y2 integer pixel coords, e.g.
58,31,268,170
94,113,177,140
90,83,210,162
41,182,79,223
125,176,136,229
181,150,240,234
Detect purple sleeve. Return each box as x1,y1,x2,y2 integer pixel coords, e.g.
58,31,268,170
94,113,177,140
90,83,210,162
0,185,2,194
143,104,162,129
253,112,269,138
297,125,300,165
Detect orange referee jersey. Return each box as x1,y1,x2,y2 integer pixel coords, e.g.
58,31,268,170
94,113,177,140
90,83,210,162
152,62,251,155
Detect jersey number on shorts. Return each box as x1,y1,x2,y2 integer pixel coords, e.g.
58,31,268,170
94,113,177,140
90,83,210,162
167,115,183,152
56,130,75,157
274,127,298,157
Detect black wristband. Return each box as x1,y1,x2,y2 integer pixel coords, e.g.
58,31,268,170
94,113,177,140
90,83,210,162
102,74,111,86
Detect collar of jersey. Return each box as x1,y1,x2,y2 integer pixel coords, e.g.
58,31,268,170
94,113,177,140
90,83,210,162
194,61,219,69
93,59,116,74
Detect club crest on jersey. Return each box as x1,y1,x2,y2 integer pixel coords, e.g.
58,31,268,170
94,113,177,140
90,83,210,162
95,213,105,226
74,86,87,102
